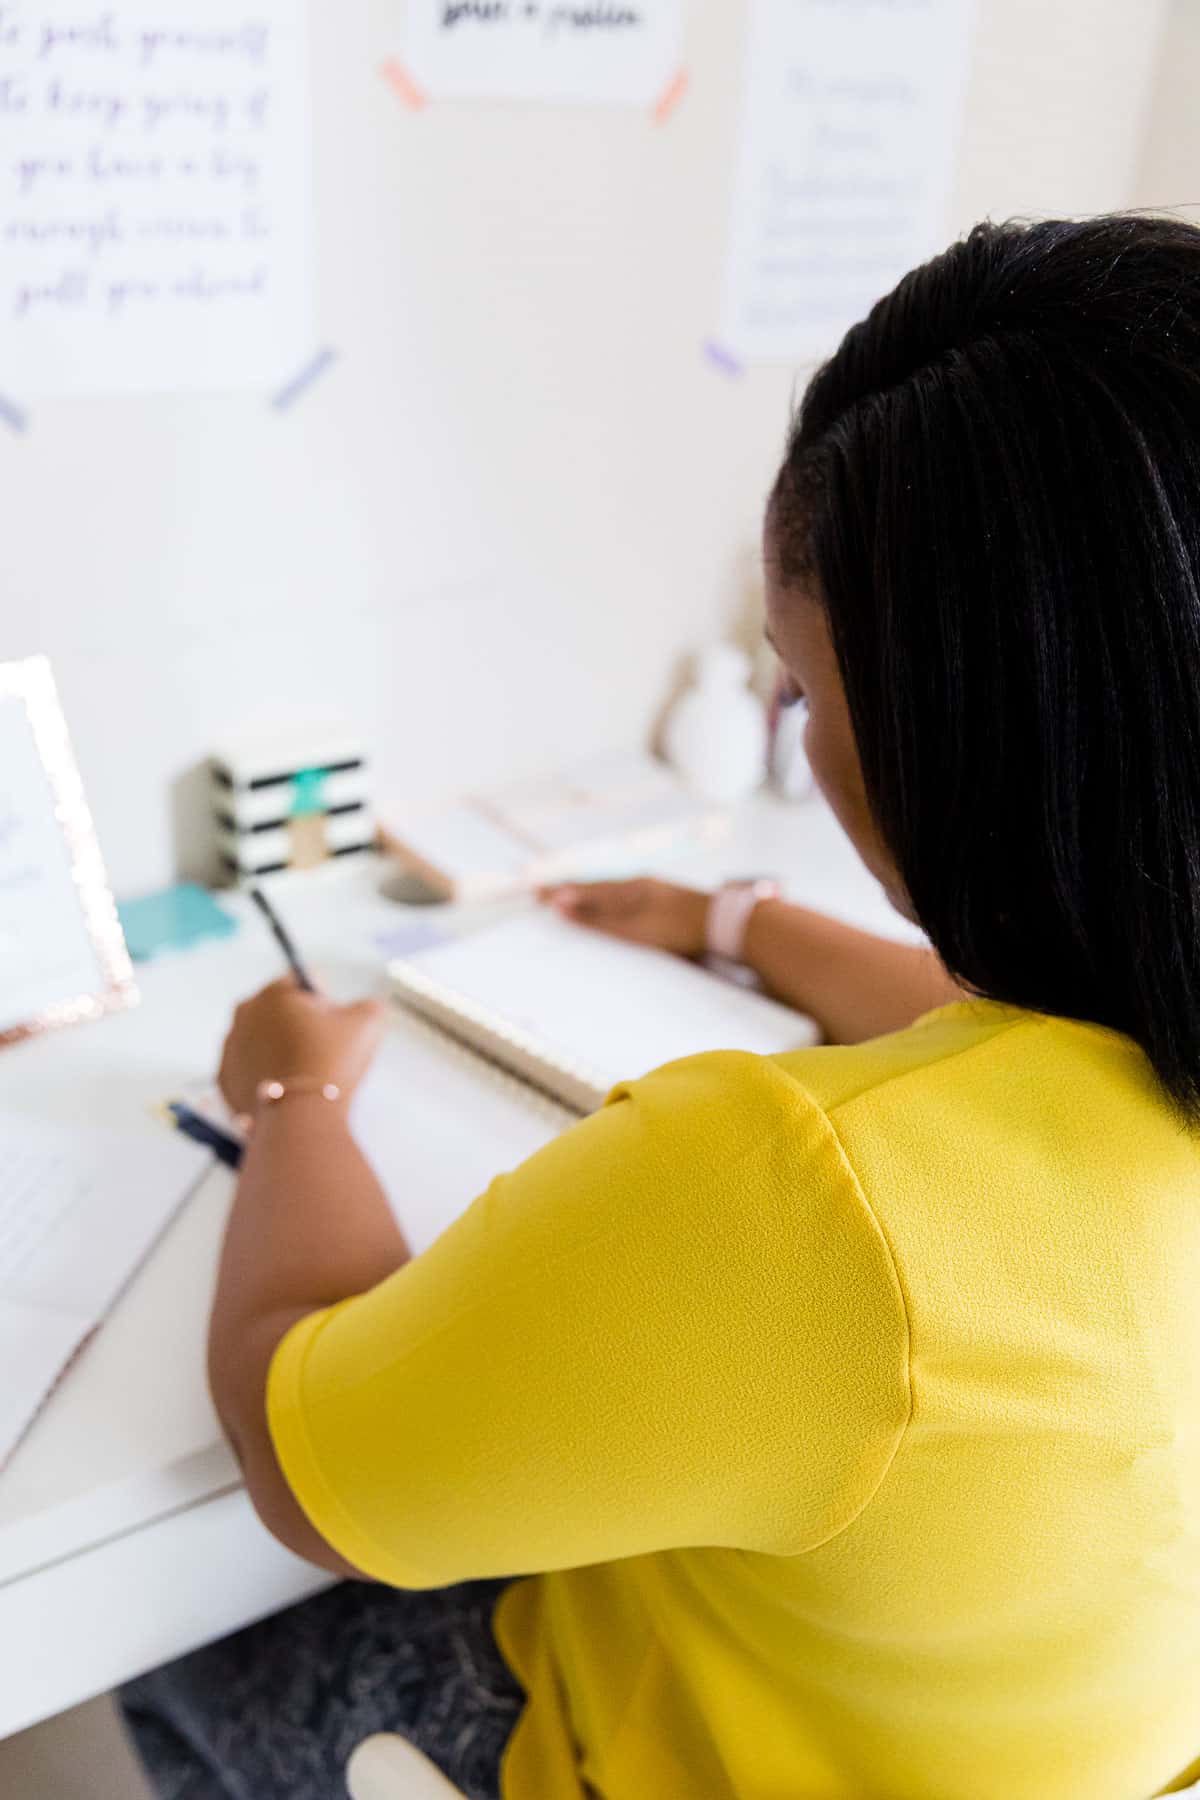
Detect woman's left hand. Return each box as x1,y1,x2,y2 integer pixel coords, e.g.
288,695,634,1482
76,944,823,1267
218,978,387,1118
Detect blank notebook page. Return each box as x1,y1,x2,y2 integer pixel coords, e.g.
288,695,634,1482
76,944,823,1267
0,1116,209,1468
399,908,818,1087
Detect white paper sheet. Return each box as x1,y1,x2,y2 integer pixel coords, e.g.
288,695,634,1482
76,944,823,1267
403,0,684,106
0,0,314,393
352,1012,571,1256
178,1006,572,1259
717,0,974,366
0,1115,208,1469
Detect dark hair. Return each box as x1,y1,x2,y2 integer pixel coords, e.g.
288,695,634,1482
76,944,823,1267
771,215,1200,1114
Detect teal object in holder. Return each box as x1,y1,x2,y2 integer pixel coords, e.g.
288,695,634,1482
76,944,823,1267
289,767,328,818
118,883,239,962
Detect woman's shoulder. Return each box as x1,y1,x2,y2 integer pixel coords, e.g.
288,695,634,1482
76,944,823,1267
771,996,1165,1117
769,998,1038,1116
612,1003,1045,1167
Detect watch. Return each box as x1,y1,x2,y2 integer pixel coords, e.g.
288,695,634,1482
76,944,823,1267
705,879,781,966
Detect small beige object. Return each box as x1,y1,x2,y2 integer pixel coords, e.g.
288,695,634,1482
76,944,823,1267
346,1734,467,1799
287,810,330,870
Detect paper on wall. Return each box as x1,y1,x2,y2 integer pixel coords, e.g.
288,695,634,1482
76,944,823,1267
403,0,684,106
0,1,314,393
717,0,974,367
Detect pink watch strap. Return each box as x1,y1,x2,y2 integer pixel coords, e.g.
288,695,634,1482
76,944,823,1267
706,880,780,964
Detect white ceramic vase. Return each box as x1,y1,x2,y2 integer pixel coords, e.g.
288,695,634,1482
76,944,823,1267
664,644,768,804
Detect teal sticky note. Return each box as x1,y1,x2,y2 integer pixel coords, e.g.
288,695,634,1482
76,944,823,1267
118,883,239,962
290,768,328,818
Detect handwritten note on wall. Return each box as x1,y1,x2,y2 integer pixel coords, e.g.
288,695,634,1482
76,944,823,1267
0,1,313,393
404,0,684,105
718,0,974,366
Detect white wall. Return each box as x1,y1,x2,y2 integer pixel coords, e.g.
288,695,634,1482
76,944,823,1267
1133,0,1200,213
951,0,1167,228
0,0,1176,894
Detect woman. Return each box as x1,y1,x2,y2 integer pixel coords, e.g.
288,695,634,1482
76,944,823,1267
124,215,1200,1800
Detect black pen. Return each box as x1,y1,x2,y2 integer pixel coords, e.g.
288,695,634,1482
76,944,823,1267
168,1100,245,1170
249,886,317,993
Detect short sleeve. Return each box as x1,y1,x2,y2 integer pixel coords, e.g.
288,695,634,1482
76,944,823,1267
266,1050,910,1589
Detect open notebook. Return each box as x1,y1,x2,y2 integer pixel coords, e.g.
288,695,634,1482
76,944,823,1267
0,1117,210,1469
386,909,818,1114
169,911,817,1259
171,1012,576,1259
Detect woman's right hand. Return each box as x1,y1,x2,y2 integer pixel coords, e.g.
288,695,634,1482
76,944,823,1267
539,878,711,958
217,978,386,1118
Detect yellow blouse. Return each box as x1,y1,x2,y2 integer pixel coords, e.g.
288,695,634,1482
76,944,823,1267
268,1000,1200,1799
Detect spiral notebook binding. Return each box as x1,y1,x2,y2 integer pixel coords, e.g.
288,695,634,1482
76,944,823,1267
397,1007,579,1132
388,960,611,1119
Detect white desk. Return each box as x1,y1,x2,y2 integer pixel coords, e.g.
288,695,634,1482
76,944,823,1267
0,794,921,1739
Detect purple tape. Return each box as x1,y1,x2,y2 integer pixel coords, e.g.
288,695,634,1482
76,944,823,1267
703,339,744,378
0,392,29,433
375,921,448,960
272,345,338,411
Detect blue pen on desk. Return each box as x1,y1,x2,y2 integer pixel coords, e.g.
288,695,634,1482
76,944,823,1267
167,1101,244,1171
248,886,316,992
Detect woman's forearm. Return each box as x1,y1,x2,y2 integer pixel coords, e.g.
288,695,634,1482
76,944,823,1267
744,899,964,1044
207,1098,409,1570
211,1099,407,1340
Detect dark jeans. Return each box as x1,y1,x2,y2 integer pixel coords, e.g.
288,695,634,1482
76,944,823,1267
119,1578,523,1800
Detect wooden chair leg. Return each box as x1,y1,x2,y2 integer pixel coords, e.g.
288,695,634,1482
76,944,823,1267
346,1733,470,1800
